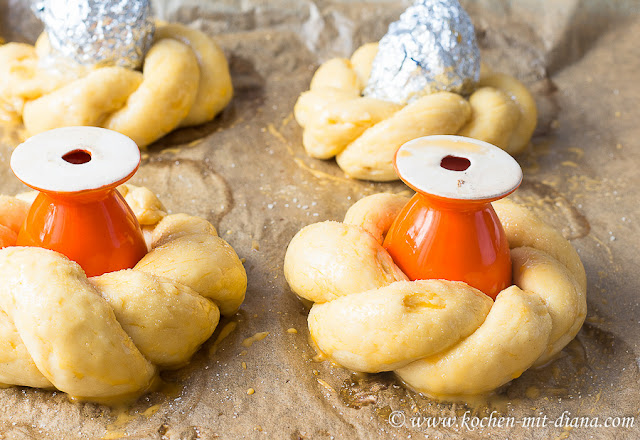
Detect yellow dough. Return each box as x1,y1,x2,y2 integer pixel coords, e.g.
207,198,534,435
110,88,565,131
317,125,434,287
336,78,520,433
395,286,553,397
294,43,538,181
284,221,407,304
103,38,200,147
284,195,586,398
0,195,30,233
91,270,220,368
0,23,233,148
0,185,246,401
23,67,145,136
477,72,538,154
117,184,167,226
0,247,157,398
301,97,401,160
335,92,471,181
135,233,247,316
458,87,520,153
155,24,233,127
343,193,409,243
350,43,379,86
309,280,492,372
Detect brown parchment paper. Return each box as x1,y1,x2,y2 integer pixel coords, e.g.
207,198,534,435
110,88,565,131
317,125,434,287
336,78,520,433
1,0,639,438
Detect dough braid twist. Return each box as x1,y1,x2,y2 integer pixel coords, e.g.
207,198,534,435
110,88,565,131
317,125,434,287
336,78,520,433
0,185,246,401
294,43,538,181
0,23,233,148
284,194,586,398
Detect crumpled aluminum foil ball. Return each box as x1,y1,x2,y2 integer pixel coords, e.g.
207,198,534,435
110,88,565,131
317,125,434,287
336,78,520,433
32,0,155,70
364,0,480,104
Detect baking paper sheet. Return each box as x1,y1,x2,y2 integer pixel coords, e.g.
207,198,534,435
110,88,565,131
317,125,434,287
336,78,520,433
0,0,639,438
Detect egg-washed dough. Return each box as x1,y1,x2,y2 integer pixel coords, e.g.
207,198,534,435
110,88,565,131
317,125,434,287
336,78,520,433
284,194,586,398
0,184,247,402
0,23,233,148
294,43,538,181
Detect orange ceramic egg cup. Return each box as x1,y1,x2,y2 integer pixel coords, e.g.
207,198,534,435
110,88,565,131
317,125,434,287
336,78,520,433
383,135,523,299
11,127,147,277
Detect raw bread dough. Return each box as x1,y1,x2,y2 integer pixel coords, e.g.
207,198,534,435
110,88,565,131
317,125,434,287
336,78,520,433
0,23,233,148
294,43,538,181
0,185,247,402
284,194,586,398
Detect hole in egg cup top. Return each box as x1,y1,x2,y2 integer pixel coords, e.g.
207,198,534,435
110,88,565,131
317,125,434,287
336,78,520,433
383,135,523,298
10,127,148,277
62,149,92,165
440,155,471,172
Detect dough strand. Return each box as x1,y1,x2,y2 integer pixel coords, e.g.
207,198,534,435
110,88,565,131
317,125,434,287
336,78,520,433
0,185,246,401
0,23,233,148
285,195,586,398
294,43,538,181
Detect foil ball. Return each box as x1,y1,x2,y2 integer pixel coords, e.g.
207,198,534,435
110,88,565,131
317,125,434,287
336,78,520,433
364,0,480,104
33,0,155,70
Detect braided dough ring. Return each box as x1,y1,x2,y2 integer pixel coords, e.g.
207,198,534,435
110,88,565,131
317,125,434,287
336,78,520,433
284,194,586,398
294,43,537,181
0,184,246,401
0,22,233,148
